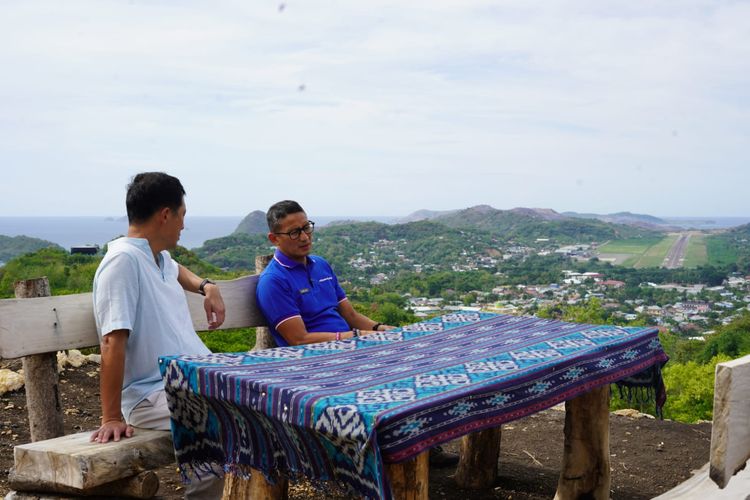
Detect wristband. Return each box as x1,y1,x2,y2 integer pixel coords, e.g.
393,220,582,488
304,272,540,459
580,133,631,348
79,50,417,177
352,328,360,337
372,323,382,331
198,278,215,296
335,331,341,341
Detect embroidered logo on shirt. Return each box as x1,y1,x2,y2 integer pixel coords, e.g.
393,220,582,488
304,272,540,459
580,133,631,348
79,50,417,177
299,288,310,294
319,277,333,282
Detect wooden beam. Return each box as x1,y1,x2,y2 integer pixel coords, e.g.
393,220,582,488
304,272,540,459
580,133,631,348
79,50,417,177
222,468,288,500
252,255,277,351
11,430,174,490
0,275,267,359
15,278,64,442
386,451,429,500
554,385,610,500
10,470,159,498
455,427,502,489
710,354,750,488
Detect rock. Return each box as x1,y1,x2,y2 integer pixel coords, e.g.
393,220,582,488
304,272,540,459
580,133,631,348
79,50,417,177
0,369,24,396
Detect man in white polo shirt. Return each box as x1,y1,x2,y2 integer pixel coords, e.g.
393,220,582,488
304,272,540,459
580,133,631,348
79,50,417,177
90,172,225,498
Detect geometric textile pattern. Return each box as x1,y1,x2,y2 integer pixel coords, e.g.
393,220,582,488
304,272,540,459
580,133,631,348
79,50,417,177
161,312,668,499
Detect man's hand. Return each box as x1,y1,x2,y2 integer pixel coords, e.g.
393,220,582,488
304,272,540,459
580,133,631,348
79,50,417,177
203,284,226,330
90,419,134,443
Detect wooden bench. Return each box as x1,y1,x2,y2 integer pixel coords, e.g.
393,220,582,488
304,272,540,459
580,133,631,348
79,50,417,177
0,255,273,499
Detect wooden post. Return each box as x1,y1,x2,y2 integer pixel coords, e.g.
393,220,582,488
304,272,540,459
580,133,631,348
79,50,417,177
554,386,610,500
252,254,277,351
14,278,64,441
455,427,502,489
386,451,429,500
222,469,288,500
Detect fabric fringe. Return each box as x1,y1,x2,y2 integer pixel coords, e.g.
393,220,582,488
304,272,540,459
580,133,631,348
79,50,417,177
614,364,667,418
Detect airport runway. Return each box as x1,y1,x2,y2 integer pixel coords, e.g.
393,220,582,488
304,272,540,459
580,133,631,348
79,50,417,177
663,232,690,269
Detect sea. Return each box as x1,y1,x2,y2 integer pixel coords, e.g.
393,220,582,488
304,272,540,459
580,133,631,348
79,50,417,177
661,217,750,230
0,215,399,252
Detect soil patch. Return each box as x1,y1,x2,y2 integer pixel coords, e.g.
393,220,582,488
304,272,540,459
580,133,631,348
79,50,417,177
1,362,711,499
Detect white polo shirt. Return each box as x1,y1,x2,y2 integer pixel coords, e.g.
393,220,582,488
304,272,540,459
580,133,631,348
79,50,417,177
93,237,210,420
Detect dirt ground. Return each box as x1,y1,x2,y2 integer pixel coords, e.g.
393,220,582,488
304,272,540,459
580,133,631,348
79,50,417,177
1,361,712,499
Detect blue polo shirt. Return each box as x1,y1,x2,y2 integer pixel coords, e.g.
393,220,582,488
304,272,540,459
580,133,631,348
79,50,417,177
256,249,349,347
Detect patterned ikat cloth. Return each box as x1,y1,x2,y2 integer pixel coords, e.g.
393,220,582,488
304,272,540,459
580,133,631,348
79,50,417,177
159,311,669,499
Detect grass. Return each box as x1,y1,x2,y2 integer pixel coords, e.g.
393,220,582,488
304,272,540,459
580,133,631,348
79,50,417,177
635,235,678,268
707,236,740,267
597,237,662,254
198,327,257,353
683,234,708,268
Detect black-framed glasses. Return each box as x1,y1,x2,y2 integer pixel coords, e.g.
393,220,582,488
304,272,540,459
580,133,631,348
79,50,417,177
274,221,315,240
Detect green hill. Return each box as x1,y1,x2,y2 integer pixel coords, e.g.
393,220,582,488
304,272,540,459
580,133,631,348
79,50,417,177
706,223,750,270
193,206,664,273
233,210,268,235
0,235,62,264
0,246,236,298
433,205,661,243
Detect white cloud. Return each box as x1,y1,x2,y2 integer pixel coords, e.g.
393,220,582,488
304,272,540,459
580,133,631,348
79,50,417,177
0,0,748,216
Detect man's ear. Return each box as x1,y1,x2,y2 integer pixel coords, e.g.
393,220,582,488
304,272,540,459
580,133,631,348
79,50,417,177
158,207,171,224
268,232,278,245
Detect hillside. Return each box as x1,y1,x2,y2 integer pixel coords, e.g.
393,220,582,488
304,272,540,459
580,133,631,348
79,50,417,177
564,211,671,229
233,210,268,235
705,223,750,268
0,235,62,264
432,205,660,242
193,206,664,273
194,219,498,276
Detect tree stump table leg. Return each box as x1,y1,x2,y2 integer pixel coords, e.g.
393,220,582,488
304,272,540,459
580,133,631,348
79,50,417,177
554,386,610,500
222,468,288,500
386,451,429,500
455,427,502,489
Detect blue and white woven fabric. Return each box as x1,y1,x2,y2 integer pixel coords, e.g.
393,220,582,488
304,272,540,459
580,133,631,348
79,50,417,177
160,312,668,499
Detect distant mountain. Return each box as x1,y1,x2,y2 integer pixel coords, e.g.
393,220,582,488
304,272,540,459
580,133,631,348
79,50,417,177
563,211,672,229
398,209,459,223
233,210,267,235
432,205,660,242
0,235,62,264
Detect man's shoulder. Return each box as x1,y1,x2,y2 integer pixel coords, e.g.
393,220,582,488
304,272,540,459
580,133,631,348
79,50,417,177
258,262,291,287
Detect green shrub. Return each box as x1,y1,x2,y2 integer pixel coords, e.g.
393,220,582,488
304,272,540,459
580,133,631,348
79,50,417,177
198,327,257,353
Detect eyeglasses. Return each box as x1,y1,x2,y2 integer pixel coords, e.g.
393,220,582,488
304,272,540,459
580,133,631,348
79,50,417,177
274,221,315,240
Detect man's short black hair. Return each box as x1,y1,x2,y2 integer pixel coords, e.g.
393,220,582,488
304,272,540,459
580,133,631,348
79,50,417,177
266,200,305,232
126,172,186,224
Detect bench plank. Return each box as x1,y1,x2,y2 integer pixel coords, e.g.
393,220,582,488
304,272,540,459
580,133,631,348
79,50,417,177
9,470,159,499
0,275,266,359
710,354,750,488
11,430,174,490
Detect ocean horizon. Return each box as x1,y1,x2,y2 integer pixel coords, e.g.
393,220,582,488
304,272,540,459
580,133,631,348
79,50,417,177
0,215,400,251
0,215,747,254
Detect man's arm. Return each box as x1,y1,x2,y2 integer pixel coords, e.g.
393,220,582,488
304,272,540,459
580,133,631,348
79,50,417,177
90,330,133,443
177,264,226,330
337,299,396,331
276,317,356,346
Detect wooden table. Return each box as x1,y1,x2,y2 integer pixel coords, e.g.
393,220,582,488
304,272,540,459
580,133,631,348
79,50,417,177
160,312,668,499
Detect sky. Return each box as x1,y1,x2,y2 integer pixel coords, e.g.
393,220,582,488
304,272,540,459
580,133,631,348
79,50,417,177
1,1,748,217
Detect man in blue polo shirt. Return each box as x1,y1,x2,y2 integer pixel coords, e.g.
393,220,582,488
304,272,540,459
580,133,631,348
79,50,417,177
256,200,459,467
256,200,392,346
